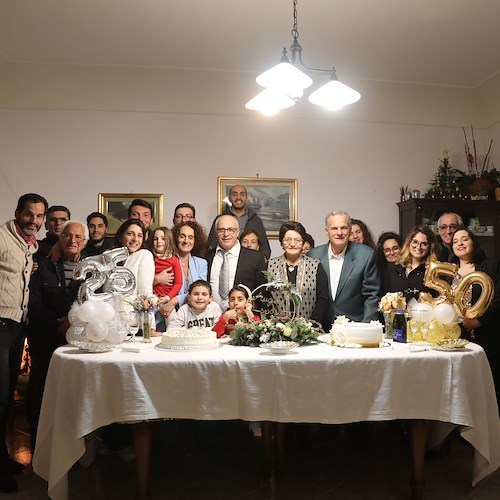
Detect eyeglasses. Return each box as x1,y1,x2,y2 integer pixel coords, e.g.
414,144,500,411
61,233,84,242
174,214,194,221
383,246,400,254
438,224,458,231
49,217,69,224
283,237,303,245
410,240,429,249
216,227,238,235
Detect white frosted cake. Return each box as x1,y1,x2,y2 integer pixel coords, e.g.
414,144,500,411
158,327,218,350
330,319,383,347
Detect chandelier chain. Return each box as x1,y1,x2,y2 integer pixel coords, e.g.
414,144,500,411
291,0,299,40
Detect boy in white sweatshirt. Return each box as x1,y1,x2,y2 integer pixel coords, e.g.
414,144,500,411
169,280,222,329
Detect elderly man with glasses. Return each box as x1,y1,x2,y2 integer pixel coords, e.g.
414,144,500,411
27,220,88,450
206,215,267,311
437,212,463,260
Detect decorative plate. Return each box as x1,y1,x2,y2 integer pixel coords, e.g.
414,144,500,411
260,341,299,354
76,342,114,353
431,338,469,351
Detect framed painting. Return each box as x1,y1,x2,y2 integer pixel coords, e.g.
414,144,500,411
98,193,164,236
217,177,298,239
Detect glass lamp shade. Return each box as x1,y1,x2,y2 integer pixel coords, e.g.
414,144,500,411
245,88,296,116
308,79,361,110
256,61,313,98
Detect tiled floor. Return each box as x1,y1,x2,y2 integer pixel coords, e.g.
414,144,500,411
5,384,500,499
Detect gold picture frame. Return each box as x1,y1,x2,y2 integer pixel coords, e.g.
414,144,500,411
98,193,164,236
217,177,298,239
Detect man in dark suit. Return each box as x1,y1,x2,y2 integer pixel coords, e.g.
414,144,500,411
206,215,267,311
309,211,380,329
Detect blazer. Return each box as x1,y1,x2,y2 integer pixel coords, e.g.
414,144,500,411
309,241,380,327
177,254,208,306
206,245,268,296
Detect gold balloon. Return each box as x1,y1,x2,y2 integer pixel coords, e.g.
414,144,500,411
420,260,458,306
445,323,461,340
454,271,494,319
424,320,446,344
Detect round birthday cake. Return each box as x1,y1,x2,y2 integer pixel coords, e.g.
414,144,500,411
339,321,383,347
330,319,383,347
157,327,219,350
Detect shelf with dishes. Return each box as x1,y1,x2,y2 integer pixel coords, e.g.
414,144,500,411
398,199,500,259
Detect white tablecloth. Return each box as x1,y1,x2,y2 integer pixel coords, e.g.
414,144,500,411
33,339,500,499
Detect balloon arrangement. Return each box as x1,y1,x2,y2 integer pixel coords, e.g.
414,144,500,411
66,247,136,348
410,260,494,342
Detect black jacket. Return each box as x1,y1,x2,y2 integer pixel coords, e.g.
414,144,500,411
382,262,437,303
28,257,81,356
207,207,271,259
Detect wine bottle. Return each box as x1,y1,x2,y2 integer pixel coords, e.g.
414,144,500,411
392,297,407,343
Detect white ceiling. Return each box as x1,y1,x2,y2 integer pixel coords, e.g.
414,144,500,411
1,0,499,88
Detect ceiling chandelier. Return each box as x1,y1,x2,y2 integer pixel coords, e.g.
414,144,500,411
245,0,361,116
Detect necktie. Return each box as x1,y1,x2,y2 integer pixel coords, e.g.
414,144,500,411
219,250,230,300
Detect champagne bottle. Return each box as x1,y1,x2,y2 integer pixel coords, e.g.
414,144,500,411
392,297,407,343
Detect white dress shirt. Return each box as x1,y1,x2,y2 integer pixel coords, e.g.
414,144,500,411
328,244,346,299
210,242,241,310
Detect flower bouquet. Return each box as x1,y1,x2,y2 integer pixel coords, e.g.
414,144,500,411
128,293,159,342
229,316,323,348
378,292,406,340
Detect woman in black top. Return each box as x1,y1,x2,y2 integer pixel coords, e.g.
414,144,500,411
382,225,438,303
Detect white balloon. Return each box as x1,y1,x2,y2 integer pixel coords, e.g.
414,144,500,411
100,302,116,323
412,303,434,323
65,324,85,344
78,301,100,323
86,321,109,342
68,305,81,325
433,303,456,324
105,325,122,345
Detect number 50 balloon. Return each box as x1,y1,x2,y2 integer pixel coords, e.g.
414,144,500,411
454,271,494,319
421,260,494,319
419,260,457,306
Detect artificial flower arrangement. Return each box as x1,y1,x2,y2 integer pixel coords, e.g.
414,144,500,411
127,293,159,342
229,315,322,347
228,271,323,347
128,293,159,313
378,291,406,313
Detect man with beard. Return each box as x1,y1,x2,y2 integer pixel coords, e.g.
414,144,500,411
207,185,271,259
0,193,47,493
128,199,154,250
35,205,70,258
84,212,114,256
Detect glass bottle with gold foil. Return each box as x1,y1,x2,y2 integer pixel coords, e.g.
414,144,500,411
392,297,407,343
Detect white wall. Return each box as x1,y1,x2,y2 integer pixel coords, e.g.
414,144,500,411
0,108,486,257
1,62,499,258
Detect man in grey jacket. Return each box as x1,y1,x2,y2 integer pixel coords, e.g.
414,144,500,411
309,211,380,330
0,193,47,493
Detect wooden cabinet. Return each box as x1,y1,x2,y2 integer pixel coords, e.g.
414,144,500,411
398,199,500,259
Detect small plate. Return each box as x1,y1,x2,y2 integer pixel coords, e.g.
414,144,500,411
260,341,299,354
431,339,469,351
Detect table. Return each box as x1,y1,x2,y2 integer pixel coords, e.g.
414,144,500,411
33,339,500,499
